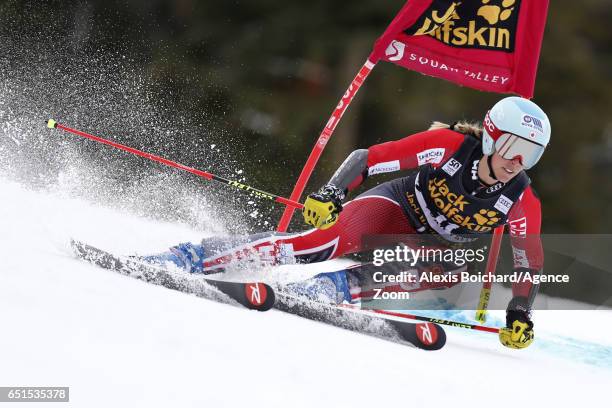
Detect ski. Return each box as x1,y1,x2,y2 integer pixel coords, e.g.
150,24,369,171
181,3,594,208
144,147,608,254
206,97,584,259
71,240,445,350
70,240,275,311
273,291,446,351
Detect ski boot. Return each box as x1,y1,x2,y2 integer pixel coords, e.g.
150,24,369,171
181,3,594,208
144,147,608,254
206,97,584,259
139,242,206,273
282,269,358,304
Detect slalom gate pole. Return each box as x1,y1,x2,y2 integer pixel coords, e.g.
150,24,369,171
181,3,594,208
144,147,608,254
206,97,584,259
340,304,499,334
276,57,378,232
475,225,504,323
46,119,303,210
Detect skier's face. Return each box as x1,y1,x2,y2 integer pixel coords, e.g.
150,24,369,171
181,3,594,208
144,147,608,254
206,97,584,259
491,152,524,183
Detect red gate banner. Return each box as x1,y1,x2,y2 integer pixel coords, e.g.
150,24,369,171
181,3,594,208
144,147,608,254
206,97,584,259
371,0,549,98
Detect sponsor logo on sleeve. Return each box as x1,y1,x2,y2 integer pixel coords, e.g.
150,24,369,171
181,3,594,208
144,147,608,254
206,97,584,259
494,194,513,214
512,247,530,268
417,148,446,166
509,216,527,237
441,158,462,176
368,160,401,176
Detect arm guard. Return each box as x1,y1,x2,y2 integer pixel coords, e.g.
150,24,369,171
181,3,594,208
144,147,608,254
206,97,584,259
327,149,368,193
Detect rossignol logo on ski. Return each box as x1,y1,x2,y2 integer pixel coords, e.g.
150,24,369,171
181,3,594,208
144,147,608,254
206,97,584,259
406,0,521,52
245,283,268,306
416,322,439,346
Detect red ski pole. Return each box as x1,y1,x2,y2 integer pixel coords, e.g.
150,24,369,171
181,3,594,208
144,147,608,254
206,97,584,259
276,57,377,232
475,225,505,323
46,119,303,210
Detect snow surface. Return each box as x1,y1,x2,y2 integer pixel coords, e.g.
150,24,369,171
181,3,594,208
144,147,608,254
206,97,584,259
1,178,611,408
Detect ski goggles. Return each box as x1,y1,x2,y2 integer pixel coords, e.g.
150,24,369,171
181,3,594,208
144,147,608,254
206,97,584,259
484,111,546,169
495,133,545,169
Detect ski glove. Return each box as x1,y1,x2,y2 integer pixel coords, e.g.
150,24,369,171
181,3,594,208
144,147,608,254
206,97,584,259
303,184,345,230
499,296,534,349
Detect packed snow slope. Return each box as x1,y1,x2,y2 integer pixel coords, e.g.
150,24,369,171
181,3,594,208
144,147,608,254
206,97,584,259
1,178,611,408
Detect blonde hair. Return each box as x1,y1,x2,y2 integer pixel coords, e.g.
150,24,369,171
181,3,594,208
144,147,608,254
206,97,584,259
429,120,483,139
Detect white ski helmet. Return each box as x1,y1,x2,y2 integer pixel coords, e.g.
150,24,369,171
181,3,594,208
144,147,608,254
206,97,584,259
482,96,551,169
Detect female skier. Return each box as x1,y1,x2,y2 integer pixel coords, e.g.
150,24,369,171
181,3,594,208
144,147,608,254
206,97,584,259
143,96,550,349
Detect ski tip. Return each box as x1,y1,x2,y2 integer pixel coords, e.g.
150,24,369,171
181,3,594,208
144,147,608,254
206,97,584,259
244,282,276,311
47,119,57,129
69,239,93,260
69,239,92,260
69,238,81,251
391,321,447,350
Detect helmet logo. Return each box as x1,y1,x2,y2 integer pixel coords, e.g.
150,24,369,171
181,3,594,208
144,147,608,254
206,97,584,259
484,111,496,134
522,115,544,133
484,111,504,141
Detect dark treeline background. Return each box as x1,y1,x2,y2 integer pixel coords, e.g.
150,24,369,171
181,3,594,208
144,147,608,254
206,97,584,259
1,0,611,234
